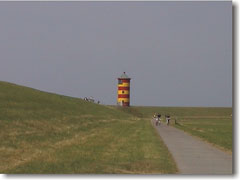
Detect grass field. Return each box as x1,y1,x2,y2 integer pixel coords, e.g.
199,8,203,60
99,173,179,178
131,106,232,152
0,81,232,173
0,81,177,174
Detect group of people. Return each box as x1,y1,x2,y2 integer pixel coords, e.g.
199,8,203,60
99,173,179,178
83,97,100,104
153,113,171,126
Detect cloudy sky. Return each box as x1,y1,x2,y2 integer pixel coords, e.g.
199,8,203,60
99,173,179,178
0,2,232,107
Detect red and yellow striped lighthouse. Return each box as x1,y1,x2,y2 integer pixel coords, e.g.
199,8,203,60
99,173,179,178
117,72,131,106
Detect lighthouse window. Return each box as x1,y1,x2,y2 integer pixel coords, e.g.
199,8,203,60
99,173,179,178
122,91,124,94
118,80,123,84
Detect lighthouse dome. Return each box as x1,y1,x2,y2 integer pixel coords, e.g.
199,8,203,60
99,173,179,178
120,72,130,79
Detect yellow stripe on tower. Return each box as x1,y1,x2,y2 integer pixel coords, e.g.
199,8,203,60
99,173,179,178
117,98,129,102
118,83,130,87
118,90,129,94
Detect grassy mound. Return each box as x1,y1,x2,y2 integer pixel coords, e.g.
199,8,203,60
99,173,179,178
0,81,177,174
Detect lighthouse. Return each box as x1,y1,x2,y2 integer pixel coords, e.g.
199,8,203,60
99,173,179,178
117,72,131,106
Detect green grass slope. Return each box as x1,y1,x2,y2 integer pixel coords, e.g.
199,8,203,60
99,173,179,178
0,81,177,174
131,106,232,152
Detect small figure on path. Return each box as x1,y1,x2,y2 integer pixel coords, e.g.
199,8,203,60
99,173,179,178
166,115,171,125
157,113,161,126
154,113,161,126
153,113,158,126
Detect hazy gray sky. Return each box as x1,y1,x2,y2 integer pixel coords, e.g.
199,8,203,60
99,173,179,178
0,2,232,107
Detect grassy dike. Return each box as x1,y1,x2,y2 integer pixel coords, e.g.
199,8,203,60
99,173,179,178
0,81,177,174
131,106,232,152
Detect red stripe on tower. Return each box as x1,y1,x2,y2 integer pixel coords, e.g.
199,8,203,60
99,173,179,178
118,94,130,98
118,87,130,90
121,79,130,83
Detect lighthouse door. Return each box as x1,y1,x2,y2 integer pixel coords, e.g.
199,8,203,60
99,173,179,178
122,100,124,106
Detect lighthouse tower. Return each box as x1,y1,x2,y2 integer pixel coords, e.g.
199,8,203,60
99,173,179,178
117,72,131,106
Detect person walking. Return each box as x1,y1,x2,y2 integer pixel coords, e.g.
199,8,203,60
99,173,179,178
157,113,161,126
166,115,170,125
153,113,158,126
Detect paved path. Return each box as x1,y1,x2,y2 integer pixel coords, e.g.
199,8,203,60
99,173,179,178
152,120,232,174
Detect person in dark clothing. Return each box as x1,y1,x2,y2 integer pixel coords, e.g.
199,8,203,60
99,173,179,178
166,115,171,125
